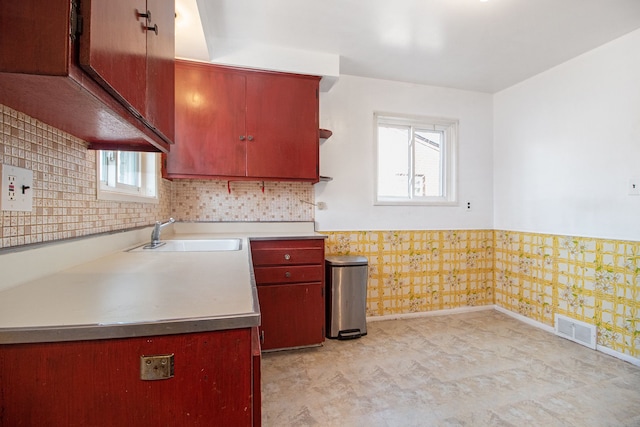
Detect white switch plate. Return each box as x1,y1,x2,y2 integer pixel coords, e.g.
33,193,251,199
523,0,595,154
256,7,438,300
629,178,640,196
1,164,34,211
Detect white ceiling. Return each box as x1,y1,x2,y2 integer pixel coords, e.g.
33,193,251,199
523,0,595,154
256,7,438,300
175,0,640,93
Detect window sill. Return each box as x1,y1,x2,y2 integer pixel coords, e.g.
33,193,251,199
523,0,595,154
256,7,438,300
374,200,458,207
97,190,159,204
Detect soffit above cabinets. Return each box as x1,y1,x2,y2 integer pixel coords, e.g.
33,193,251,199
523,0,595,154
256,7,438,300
175,0,640,93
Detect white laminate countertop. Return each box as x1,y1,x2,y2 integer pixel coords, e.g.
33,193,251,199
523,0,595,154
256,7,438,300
0,222,326,344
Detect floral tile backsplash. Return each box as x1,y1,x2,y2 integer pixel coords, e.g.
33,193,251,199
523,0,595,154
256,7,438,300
171,180,313,222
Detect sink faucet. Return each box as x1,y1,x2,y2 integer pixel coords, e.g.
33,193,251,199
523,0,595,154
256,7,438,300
149,218,175,247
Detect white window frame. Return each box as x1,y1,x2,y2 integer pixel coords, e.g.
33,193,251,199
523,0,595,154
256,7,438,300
374,112,458,206
96,151,160,204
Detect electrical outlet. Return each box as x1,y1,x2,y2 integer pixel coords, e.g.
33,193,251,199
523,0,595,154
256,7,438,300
1,165,34,212
466,201,472,211
8,175,16,200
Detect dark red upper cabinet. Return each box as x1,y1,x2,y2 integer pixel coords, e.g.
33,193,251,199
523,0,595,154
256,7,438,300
0,0,174,152
166,61,320,182
79,0,148,119
168,60,247,177
79,0,175,144
144,0,176,143
245,72,319,181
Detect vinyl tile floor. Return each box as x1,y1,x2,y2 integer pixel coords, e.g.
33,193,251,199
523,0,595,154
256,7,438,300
260,310,640,427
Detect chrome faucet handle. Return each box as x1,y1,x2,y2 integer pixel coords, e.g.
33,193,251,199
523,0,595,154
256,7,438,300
156,217,175,229
150,218,175,246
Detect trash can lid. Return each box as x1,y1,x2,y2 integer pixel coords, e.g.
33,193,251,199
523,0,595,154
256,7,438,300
325,255,368,266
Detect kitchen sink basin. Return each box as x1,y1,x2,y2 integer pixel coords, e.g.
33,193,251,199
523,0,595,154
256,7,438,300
130,238,242,252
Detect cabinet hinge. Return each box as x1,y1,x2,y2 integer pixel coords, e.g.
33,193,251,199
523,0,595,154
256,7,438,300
321,287,324,297
70,0,83,41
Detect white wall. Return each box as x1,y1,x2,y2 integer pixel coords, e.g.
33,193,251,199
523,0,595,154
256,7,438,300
315,75,494,231
494,29,640,240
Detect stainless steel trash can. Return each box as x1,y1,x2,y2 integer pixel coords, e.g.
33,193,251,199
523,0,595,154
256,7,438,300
325,255,368,339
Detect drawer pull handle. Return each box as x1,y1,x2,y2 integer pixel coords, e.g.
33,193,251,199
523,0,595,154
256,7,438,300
284,254,291,260
285,271,291,278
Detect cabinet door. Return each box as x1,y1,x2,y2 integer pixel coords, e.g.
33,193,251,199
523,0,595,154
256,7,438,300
258,283,324,350
251,327,262,427
169,61,246,177
0,0,70,75
245,73,319,180
79,0,148,118
0,330,253,425
145,0,175,141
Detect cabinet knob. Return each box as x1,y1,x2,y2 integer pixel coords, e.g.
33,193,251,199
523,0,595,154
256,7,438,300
239,135,246,141
146,24,158,35
247,135,254,141
138,10,151,19
285,271,291,278
284,254,291,260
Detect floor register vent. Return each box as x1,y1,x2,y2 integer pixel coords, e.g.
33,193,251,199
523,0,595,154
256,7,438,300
554,314,597,350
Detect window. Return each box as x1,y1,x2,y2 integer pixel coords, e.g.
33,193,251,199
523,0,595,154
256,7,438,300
375,113,457,205
97,151,159,203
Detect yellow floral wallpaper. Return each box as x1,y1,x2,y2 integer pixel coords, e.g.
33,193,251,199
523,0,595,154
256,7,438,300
322,230,494,317
322,229,639,360
494,230,639,360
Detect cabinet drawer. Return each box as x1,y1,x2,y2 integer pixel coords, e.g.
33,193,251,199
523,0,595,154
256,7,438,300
251,247,323,266
254,265,323,285
250,239,325,266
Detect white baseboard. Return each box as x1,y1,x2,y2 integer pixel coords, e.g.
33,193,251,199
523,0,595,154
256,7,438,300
367,305,640,367
597,344,640,367
493,305,555,334
495,306,639,367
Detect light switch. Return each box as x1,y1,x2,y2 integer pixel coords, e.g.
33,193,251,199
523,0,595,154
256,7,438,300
0,165,34,211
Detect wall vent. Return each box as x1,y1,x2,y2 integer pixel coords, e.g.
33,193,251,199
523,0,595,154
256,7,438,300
554,314,597,350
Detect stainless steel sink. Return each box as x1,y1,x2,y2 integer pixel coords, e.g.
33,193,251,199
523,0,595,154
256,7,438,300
130,238,242,252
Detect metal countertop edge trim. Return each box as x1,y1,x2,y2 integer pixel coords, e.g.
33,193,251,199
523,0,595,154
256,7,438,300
0,312,260,345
